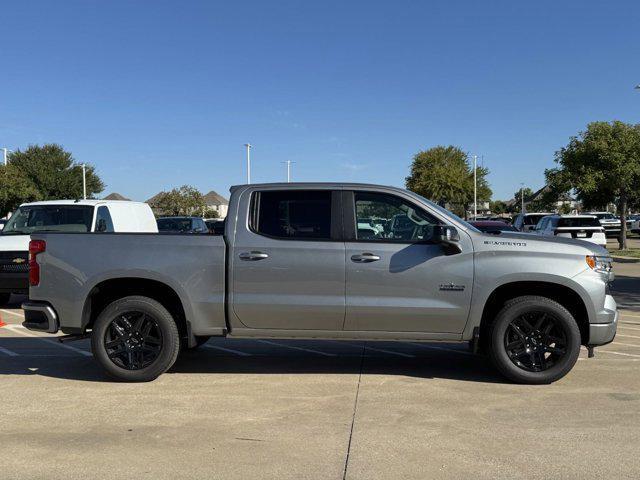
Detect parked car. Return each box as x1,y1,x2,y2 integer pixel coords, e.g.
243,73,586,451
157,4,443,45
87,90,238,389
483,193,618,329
205,218,225,235
533,215,606,247
469,220,518,234
512,213,552,232
585,212,621,237
0,200,157,305
628,214,640,234
157,216,209,233
23,183,617,384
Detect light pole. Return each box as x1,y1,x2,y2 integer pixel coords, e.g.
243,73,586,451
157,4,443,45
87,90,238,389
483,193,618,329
281,160,295,182
244,143,252,184
473,155,477,220
2,148,12,166
82,164,87,199
520,182,525,214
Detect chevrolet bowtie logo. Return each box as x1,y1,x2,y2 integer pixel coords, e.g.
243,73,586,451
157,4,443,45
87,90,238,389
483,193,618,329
12,258,26,264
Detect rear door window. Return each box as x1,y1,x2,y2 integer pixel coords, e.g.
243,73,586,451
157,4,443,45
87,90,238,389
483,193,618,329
252,190,333,240
558,217,602,228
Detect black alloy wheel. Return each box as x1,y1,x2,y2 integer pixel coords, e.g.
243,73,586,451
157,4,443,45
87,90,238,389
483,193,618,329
489,296,581,384
104,312,163,370
91,296,180,382
504,312,567,372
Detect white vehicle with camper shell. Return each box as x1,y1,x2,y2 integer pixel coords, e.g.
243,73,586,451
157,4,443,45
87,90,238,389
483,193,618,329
534,215,607,247
0,199,157,305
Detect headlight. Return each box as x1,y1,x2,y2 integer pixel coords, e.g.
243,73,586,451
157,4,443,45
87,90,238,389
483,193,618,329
586,255,613,273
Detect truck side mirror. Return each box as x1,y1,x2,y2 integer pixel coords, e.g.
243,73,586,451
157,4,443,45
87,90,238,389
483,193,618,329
96,219,107,232
433,225,461,253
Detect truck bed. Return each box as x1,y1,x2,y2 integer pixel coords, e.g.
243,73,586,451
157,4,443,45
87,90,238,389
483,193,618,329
28,233,227,336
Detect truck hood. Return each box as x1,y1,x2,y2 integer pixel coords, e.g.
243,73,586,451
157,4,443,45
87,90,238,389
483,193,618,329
0,234,30,251
477,231,609,256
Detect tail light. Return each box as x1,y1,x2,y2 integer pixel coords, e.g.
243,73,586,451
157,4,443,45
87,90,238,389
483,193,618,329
29,240,46,286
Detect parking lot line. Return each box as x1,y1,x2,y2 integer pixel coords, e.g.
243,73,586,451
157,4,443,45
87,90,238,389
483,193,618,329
359,345,415,358
618,325,640,331
406,342,474,356
256,339,337,357
599,350,640,358
0,309,24,318
5,325,93,357
617,333,640,339
0,345,20,356
202,344,253,356
612,341,640,349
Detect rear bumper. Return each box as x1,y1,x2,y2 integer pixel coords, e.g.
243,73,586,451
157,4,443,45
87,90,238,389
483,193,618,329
22,301,59,333
0,272,29,294
588,295,618,346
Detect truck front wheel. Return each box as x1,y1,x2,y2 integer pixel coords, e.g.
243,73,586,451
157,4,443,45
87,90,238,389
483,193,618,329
91,296,180,382
488,296,581,384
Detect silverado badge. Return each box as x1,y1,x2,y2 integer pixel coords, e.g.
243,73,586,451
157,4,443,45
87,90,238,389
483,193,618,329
439,283,465,291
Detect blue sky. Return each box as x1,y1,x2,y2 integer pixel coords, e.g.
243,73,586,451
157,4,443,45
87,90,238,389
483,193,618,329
1,0,639,201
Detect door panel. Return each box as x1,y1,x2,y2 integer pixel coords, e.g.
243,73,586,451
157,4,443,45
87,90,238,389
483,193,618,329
343,191,473,333
231,189,345,330
344,242,473,332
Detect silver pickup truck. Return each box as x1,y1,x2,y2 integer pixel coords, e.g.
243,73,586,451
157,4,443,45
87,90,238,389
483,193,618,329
22,183,618,384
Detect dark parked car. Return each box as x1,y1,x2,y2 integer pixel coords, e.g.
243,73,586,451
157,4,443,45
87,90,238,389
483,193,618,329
470,220,518,235
157,216,208,233
205,219,225,235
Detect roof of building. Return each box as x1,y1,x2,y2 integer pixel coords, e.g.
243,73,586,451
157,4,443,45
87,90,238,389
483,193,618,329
203,191,229,206
103,192,130,201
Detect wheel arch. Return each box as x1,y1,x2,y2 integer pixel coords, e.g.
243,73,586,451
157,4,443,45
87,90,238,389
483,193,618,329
477,281,590,350
81,277,189,342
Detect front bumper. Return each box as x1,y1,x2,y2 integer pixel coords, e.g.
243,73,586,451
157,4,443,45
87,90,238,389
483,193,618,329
22,301,59,333
588,294,618,346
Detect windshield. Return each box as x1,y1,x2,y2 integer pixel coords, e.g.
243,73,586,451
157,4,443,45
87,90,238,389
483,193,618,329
2,205,94,234
410,192,480,233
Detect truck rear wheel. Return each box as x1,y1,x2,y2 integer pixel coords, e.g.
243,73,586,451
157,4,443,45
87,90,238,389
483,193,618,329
488,296,581,384
91,296,180,382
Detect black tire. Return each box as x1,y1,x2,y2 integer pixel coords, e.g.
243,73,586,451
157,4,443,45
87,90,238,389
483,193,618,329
0,293,10,306
91,296,180,382
488,296,581,384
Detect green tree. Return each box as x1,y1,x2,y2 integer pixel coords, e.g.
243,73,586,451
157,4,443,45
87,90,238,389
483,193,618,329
545,121,640,249
8,144,104,199
513,187,533,211
489,200,508,215
0,164,40,217
406,146,492,218
202,208,220,219
151,185,206,216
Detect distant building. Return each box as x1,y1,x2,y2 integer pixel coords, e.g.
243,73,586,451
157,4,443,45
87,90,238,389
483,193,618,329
203,190,229,218
526,186,581,213
144,189,229,218
102,192,131,201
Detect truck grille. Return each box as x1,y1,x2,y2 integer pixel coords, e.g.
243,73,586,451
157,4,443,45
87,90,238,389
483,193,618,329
0,251,29,273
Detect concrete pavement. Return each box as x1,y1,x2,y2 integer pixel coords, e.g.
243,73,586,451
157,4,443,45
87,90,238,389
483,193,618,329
1,260,640,479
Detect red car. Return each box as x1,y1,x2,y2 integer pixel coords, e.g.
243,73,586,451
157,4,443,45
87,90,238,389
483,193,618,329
470,220,518,234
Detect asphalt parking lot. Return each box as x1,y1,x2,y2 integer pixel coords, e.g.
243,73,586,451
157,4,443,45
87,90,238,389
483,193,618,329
2,257,640,479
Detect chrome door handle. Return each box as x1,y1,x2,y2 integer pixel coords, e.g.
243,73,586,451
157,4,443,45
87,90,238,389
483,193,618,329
351,253,380,263
239,251,269,261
